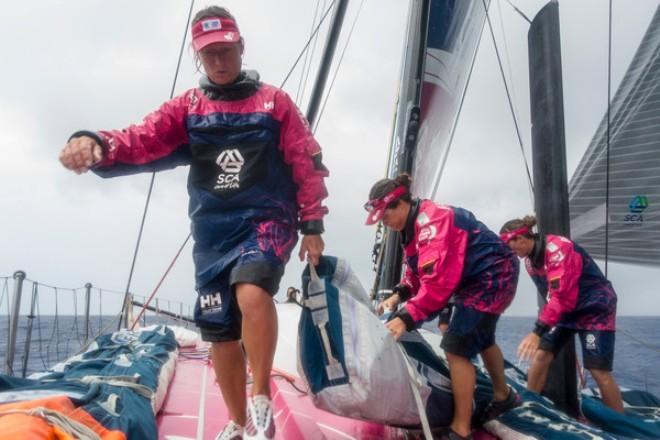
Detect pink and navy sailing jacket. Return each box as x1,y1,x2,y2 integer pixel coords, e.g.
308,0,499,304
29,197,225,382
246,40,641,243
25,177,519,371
526,234,617,331
396,200,519,327
75,72,328,288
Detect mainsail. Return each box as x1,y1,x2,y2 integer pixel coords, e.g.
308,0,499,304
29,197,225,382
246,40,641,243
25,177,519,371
405,0,488,198
569,5,660,267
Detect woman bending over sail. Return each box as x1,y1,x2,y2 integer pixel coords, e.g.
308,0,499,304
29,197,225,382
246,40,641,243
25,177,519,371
366,174,521,440
500,215,624,413
59,6,329,440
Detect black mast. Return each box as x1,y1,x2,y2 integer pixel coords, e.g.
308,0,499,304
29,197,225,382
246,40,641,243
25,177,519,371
376,0,429,295
528,0,579,417
306,0,349,126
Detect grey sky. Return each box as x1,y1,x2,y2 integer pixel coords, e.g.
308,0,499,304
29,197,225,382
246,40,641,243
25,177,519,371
1,0,658,317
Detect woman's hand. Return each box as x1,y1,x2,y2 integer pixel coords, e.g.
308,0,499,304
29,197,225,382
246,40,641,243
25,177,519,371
385,317,407,341
59,136,102,174
299,234,324,266
517,332,541,361
377,293,401,315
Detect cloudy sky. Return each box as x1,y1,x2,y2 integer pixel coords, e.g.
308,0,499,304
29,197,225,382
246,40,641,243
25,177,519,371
1,0,658,318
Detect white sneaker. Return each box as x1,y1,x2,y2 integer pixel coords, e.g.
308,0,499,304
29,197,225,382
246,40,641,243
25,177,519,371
244,394,276,440
216,420,244,440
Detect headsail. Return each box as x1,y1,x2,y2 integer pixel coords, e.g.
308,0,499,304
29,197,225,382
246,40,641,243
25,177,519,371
569,5,660,267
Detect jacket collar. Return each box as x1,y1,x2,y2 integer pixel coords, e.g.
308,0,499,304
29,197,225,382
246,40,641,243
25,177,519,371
200,70,261,101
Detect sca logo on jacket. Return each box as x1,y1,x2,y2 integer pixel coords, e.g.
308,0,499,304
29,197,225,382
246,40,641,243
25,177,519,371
214,149,245,190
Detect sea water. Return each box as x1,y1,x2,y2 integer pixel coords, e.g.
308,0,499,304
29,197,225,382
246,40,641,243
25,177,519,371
430,315,660,397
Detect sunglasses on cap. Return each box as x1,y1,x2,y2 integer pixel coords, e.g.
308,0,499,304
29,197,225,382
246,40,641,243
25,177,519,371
364,186,407,225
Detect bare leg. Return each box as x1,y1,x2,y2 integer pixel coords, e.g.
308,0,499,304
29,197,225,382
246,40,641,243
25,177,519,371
590,369,624,413
235,283,278,397
480,344,509,401
446,352,475,438
527,349,554,393
211,341,247,425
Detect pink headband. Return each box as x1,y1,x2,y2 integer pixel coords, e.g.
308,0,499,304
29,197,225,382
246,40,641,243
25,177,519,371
499,226,530,243
192,16,241,52
364,186,407,225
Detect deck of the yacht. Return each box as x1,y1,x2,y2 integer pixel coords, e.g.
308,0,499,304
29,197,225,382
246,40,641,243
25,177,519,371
156,354,408,439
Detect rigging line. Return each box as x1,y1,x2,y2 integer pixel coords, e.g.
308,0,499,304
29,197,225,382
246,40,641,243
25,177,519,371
495,0,534,205
23,279,85,291
604,0,612,277
280,0,337,89
300,0,332,106
299,0,329,105
130,234,192,331
504,0,531,24
296,0,323,105
118,0,195,331
495,0,523,140
313,0,365,133
482,0,534,196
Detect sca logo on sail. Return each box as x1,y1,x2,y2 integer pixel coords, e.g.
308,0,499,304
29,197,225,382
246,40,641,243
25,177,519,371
624,195,648,223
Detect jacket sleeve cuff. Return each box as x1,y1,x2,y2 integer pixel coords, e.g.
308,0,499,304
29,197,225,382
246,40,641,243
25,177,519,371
300,219,324,235
533,320,551,337
392,284,412,302
391,307,416,331
68,130,105,148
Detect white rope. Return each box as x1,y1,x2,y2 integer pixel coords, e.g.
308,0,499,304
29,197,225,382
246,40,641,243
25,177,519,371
397,343,433,440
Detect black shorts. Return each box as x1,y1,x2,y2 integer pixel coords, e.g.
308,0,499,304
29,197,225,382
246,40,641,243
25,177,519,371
440,304,500,359
195,259,284,343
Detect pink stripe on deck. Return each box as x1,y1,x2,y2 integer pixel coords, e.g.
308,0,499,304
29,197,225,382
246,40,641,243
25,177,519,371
157,356,495,439
156,356,230,439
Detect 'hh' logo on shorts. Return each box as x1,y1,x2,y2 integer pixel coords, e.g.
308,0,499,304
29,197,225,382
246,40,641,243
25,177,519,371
200,292,222,310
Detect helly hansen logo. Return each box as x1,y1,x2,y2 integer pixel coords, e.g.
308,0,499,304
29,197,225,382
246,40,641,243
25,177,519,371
199,292,222,309
215,149,244,190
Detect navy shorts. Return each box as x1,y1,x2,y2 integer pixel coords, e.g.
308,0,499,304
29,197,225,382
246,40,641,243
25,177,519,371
195,253,285,343
440,304,500,359
539,327,616,371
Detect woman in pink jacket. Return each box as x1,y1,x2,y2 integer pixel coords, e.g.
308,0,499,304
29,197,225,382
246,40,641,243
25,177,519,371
366,174,520,440
59,6,328,440
500,215,624,412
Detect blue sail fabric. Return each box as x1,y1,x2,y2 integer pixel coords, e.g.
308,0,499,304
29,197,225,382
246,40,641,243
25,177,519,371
483,359,659,439
581,389,660,439
0,325,178,439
